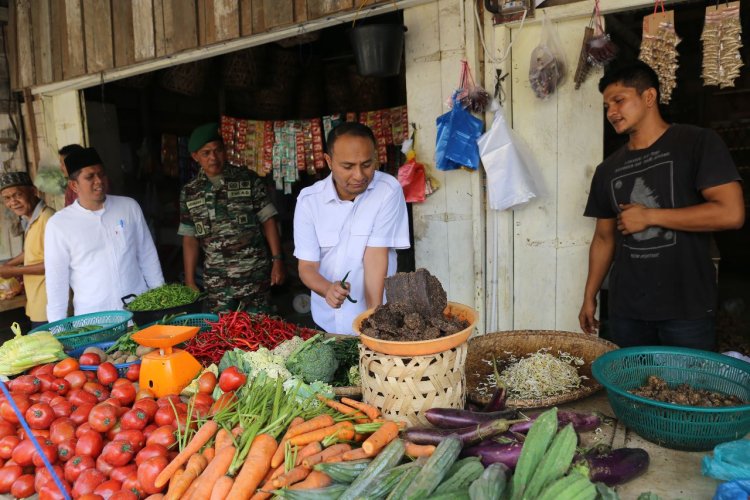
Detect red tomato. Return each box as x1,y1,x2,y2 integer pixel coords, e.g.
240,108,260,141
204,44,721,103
88,403,118,433
135,444,167,466
109,464,136,483
53,358,80,378
135,388,155,401
26,403,55,429
132,398,158,420
210,391,237,416
106,422,123,441
125,364,140,382
120,408,148,431
0,464,22,493
70,403,95,426
145,425,176,449
0,421,15,439
112,379,130,388
137,455,168,495
10,473,34,498
38,481,72,500
192,404,210,419
9,375,41,395
101,440,135,467
76,422,96,438
94,478,122,499
30,363,55,377
121,475,144,499
0,436,19,460
64,370,88,389
68,388,98,406
52,378,71,396
113,430,145,453
10,439,36,466
197,371,217,394
36,374,56,392
35,464,66,492
110,490,138,500
49,417,76,444
57,438,77,463
97,363,119,386
96,454,115,477
17,427,49,440
192,392,214,408
218,366,247,392
103,397,122,408
84,371,96,381
28,393,42,403
142,424,157,441
79,353,101,366
64,454,95,483
155,395,181,408
50,397,73,417
75,431,104,458
0,394,30,424
83,382,110,402
153,406,176,427
31,439,58,467
73,468,106,497
38,390,60,404
110,383,136,406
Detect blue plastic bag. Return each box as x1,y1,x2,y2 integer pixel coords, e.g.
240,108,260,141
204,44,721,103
434,95,484,171
714,480,750,500
435,111,461,171
702,440,750,481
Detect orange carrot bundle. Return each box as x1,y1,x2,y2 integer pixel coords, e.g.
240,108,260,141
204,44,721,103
214,428,232,451
362,421,400,456
164,452,208,500
210,476,234,500
341,398,380,420
289,470,333,490
316,395,368,423
188,445,236,500
404,441,436,458
294,441,323,466
203,446,216,462
271,416,305,469
302,444,352,468
340,448,370,461
289,422,355,447
156,420,219,488
271,465,311,489
227,433,277,500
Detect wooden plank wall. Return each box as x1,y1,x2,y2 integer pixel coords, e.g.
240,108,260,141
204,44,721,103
9,0,394,91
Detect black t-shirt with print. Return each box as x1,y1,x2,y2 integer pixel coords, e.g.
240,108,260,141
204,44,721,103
584,124,741,321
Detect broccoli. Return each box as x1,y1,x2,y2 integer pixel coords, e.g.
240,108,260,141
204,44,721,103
347,365,361,386
285,334,339,384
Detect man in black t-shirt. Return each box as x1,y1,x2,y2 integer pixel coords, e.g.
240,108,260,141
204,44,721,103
579,61,745,350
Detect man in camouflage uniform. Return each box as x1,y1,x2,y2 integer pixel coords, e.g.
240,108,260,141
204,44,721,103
179,123,285,312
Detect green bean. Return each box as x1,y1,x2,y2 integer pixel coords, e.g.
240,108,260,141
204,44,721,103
126,284,201,311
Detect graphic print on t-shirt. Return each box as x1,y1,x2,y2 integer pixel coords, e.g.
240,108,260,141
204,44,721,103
610,154,676,252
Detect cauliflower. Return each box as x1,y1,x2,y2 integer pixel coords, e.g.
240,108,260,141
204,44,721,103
283,377,335,408
286,334,339,384
272,336,307,361
242,347,291,380
347,365,361,386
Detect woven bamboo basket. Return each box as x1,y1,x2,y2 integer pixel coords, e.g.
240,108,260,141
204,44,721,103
466,330,618,409
359,342,467,426
160,60,211,97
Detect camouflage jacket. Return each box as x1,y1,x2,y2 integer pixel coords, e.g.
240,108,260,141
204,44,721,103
178,165,277,273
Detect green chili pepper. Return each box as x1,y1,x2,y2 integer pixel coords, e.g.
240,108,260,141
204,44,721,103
126,284,201,311
340,271,358,303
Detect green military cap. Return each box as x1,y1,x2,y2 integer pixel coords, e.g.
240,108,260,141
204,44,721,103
0,171,33,192
188,123,221,153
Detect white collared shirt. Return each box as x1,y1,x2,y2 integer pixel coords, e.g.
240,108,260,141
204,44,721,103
293,171,410,334
44,195,165,322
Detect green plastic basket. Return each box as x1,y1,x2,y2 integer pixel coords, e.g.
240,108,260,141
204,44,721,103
29,311,133,351
592,347,750,451
140,313,218,332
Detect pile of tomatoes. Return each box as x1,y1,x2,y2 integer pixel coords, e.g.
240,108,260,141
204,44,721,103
0,357,218,499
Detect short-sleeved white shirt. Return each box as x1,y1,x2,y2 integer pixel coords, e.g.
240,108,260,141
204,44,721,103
293,171,410,334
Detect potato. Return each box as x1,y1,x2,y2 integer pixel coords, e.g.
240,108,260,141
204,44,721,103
84,346,108,362
125,355,138,363
136,346,155,357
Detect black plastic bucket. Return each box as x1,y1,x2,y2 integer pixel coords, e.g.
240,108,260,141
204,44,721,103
350,24,405,77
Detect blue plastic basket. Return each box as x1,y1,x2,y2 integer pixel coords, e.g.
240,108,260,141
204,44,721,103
67,341,140,378
592,347,750,451
29,311,133,351
141,313,218,332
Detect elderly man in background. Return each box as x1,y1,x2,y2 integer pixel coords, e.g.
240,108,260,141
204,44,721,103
44,147,164,321
0,172,55,327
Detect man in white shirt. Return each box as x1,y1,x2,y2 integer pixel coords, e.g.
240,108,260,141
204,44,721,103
293,123,410,334
44,147,164,321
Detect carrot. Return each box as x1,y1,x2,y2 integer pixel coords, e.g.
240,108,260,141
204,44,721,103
214,428,232,451
188,445,236,500
286,415,335,440
362,421,400,456
294,441,323,466
267,463,286,482
144,495,164,500
249,492,272,500
226,433,277,500
210,476,234,500
289,470,333,490
322,453,344,464
156,420,219,488
164,454,207,500
271,416,305,468
289,421,354,446
341,398,380,420
271,465,311,489
341,447,370,461
405,441,436,458
203,446,216,462
353,433,368,442
164,468,184,499
302,443,352,468
231,425,244,437
374,417,407,430
315,395,368,423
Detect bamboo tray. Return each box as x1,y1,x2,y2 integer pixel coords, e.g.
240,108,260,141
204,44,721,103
466,331,618,409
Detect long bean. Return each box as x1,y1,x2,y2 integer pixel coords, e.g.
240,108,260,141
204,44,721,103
126,284,201,311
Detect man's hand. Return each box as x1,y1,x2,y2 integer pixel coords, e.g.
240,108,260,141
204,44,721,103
325,281,351,309
271,260,286,286
579,297,599,335
0,265,15,279
617,203,651,235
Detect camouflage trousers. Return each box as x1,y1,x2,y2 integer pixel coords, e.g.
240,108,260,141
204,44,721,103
204,267,270,314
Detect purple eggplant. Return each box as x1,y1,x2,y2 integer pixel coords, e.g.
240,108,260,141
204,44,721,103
573,447,650,486
425,407,520,429
510,410,601,434
403,417,525,446
462,441,524,469
482,386,507,412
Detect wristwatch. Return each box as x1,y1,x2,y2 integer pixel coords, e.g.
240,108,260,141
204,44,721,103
271,253,284,261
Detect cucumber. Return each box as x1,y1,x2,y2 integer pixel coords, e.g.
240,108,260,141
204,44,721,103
523,423,578,499
403,436,462,500
429,490,471,500
314,459,372,484
385,465,420,500
469,463,509,500
509,407,558,500
434,459,484,494
537,472,597,500
367,463,417,499
339,439,405,500
444,456,482,479
273,484,348,499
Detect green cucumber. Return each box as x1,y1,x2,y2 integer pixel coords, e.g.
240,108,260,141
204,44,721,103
429,490,471,500
509,407,558,500
403,436,462,500
537,472,597,500
314,459,372,484
272,484,348,499
434,458,484,494
339,439,405,500
524,423,578,499
385,465,420,500
469,463,509,500
368,462,419,499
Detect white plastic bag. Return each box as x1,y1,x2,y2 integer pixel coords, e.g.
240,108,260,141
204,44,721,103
529,14,567,99
478,106,538,211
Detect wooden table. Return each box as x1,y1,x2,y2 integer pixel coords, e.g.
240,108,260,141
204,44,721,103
0,294,25,313
561,392,721,500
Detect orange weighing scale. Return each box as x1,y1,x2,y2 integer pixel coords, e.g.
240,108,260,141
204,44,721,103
131,325,202,398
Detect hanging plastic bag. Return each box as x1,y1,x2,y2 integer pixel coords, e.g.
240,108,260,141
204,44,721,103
435,96,483,171
529,14,567,100
478,105,538,211
0,277,21,300
398,151,427,203
435,111,460,171
639,0,680,104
